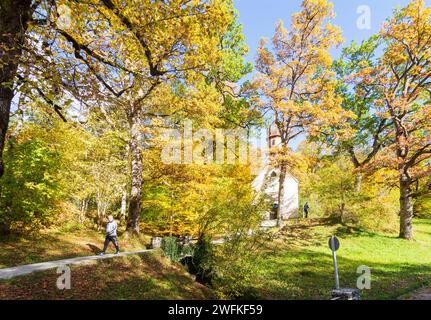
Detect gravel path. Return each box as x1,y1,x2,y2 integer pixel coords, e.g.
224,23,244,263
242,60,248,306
0,249,153,280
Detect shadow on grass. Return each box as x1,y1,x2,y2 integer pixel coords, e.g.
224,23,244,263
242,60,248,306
0,253,214,300
251,248,431,300
287,218,340,230
87,243,102,254
333,225,385,239
0,228,149,268
0,233,85,268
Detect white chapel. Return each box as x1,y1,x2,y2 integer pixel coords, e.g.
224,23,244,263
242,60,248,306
252,124,300,225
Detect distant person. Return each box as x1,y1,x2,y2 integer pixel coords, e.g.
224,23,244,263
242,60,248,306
99,215,120,255
303,202,310,218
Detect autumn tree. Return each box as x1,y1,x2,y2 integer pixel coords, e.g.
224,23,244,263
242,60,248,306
253,0,351,226
0,111,69,233
333,36,394,192
296,139,400,231
17,0,243,235
0,0,35,178
352,0,431,239
1,0,250,235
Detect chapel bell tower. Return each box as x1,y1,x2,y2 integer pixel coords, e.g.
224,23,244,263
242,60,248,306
268,123,282,149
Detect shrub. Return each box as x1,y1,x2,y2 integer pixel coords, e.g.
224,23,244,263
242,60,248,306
212,252,261,299
0,139,63,233
211,232,265,299
415,195,431,218
353,189,399,232
192,236,215,284
161,236,181,262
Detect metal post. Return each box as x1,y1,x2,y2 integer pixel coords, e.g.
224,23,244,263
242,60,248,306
331,236,340,290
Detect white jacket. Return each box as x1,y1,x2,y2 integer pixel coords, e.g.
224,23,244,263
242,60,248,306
106,221,117,237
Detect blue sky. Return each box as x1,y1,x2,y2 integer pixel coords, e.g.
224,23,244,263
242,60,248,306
234,0,431,67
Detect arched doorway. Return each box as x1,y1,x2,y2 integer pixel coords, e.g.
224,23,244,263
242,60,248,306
271,203,279,220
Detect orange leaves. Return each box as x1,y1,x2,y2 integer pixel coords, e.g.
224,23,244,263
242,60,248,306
362,0,431,178
253,0,347,145
381,0,431,55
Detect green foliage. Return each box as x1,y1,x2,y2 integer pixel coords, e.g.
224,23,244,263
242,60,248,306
189,236,214,283
215,3,252,83
0,137,62,232
59,219,85,233
161,237,181,262
142,162,269,297
211,233,264,299
332,35,386,154
142,161,269,298
299,152,399,232
198,171,268,298
415,195,431,218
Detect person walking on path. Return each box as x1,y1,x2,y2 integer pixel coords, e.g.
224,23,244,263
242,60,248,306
303,202,310,219
99,215,120,255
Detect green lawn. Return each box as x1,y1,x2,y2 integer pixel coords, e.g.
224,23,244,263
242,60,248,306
250,218,431,300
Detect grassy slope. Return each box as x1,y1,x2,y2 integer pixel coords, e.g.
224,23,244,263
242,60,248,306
0,252,215,300
1,220,431,300
0,227,214,300
251,218,431,300
0,228,150,268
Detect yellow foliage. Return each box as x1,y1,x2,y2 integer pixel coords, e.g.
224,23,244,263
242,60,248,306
253,0,354,159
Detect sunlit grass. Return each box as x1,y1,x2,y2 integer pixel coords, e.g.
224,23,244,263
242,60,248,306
2,219,431,300
250,219,431,300
0,228,150,268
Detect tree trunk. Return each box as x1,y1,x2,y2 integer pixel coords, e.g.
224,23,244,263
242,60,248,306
277,162,287,228
120,185,127,221
394,116,413,240
0,221,11,235
126,115,143,234
399,173,413,240
96,189,105,230
79,199,88,223
339,204,346,224
96,202,102,231
339,188,346,224
0,0,33,177
354,172,362,193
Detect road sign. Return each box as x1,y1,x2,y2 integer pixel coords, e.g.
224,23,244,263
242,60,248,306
328,236,340,251
329,236,340,289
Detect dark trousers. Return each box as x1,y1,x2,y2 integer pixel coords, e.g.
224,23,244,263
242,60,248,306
304,210,309,218
102,235,119,253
